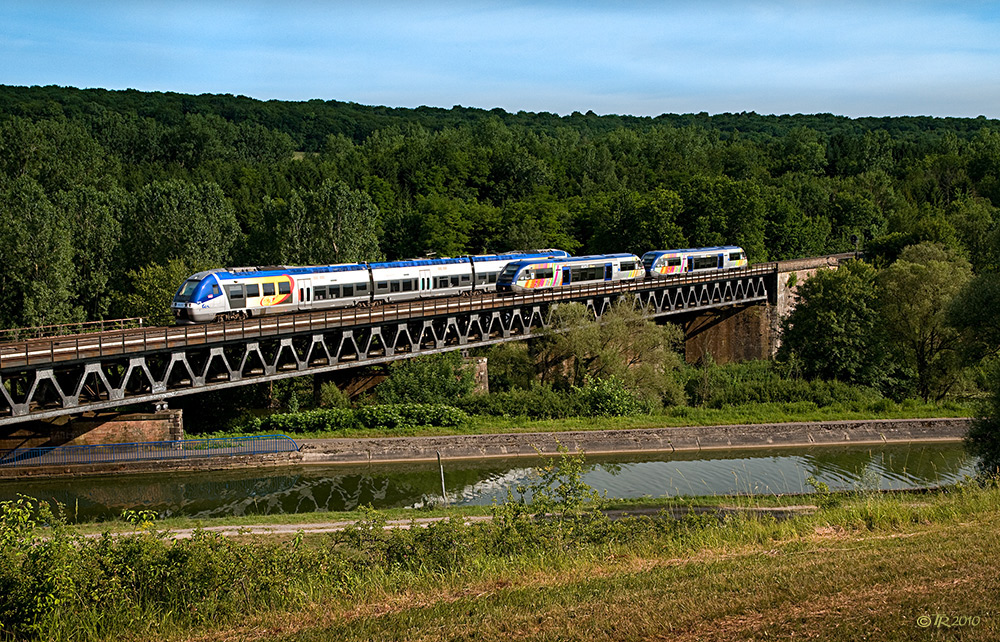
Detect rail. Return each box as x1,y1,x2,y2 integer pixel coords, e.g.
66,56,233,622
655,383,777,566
0,318,147,343
0,434,299,468
0,264,776,370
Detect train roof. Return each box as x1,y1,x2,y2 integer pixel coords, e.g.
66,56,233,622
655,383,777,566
184,250,572,281
642,246,743,257
470,249,569,262
502,253,638,268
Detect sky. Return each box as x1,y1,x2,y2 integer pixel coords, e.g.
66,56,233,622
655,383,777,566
2,1,1000,119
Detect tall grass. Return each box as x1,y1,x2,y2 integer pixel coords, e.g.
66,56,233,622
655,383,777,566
3,469,997,641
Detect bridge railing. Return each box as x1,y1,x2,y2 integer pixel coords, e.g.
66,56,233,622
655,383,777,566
0,264,776,369
0,318,147,343
0,434,299,469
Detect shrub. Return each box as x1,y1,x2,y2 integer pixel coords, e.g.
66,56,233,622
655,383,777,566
574,375,650,417
455,385,585,419
258,408,356,433
376,352,474,404
353,404,468,430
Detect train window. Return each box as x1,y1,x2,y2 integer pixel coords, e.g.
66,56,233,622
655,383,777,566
667,258,682,267
278,282,291,295
376,281,388,292
227,285,244,300
488,273,497,283
263,283,275,296
620,262,635,272
536,268,553,280
343,284,354,298
356,283,368,293
246,284,260,297
692,256,718,270
314,286,326,301
390,281,401,292
451,276,461,287
729,252,741,261
461,274,470,283
402,280,413,292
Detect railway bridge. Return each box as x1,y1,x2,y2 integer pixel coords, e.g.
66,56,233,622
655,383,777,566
1,264,781,428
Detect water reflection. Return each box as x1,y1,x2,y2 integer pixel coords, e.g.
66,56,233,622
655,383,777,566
0,443,975,522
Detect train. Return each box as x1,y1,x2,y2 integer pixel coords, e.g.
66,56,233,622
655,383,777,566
495,246,747,292
172,245,747,323
171,250,570,324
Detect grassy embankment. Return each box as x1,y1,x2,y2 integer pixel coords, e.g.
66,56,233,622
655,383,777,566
206,399,973,440
3,463,998,641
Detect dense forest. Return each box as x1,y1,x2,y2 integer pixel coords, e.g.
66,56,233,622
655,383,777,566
1,83,1000,333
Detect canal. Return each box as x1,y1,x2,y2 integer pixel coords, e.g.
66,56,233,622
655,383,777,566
0,442,974,522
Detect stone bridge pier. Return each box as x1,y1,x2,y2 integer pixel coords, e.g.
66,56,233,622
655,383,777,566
682,253,852,364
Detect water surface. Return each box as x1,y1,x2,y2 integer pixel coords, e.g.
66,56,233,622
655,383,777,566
0,442,974,522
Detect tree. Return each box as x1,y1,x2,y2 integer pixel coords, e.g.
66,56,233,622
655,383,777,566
966,363,1000,475
376,352,474,404
878,243,972,401
778,260,890,389
0,177,81,328
537,299,685,406
279,179,382,264
948,273,1000,363
592,189,686,257
112,260,196,326
121,180,241,272
54,186,125,320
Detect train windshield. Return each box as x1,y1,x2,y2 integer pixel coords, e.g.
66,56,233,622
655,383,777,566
499,263,520,279
642,254,656,269
175,279,201,302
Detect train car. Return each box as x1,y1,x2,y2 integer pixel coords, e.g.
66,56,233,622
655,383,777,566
366,249,570,304
641,246,747,279
172,249,570,324
367,256,473,304
171,263,368,324
495,253,643,293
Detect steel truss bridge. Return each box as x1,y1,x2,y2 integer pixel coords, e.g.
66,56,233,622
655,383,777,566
0,264,776,426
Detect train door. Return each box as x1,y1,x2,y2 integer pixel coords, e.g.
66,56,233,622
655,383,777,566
298,278,312,309
419,269,431,294
717,254,724,269
687,257,694,273
562,267,571,286
226,284,245,312
604,263,613,281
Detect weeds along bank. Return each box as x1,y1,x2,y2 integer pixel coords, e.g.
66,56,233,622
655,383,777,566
2,453,999,641
207,357,972,438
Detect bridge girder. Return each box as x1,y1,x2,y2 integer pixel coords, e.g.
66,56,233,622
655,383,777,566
0,267,773,426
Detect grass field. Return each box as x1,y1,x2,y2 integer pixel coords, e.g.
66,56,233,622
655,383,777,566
199,487,1000,642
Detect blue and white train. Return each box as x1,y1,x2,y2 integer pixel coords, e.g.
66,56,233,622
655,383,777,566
495,253,644,293
172,245,749,323
171,250,570,324
641,246,747,278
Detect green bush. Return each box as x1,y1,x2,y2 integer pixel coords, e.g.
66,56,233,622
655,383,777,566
455,385,585,419
684,360,884,410
376,352,474,404
258,408,356,433
354,404,468,430
574,375,650,417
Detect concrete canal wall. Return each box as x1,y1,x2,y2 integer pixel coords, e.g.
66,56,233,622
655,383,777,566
0,418,969,479
298,418,969,464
